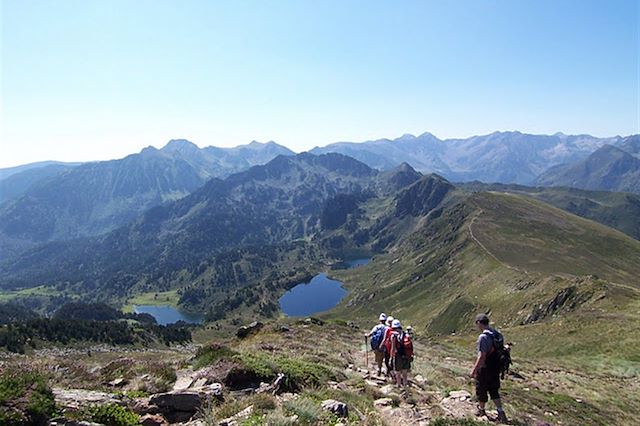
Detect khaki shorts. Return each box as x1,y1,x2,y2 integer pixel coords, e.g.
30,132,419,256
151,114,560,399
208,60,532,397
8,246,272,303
374,350,385,364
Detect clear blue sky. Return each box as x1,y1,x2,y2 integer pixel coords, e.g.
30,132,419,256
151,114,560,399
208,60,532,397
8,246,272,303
1,0,638,167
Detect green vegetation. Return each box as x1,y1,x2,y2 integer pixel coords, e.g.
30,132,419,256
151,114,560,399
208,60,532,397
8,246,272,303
81,404,140,426
0,302,192,353
0,285,62,303
0,367,56,425
121,290,181,313
193,342,338,391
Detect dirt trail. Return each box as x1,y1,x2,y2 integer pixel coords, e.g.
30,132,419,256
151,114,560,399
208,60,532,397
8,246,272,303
347,343,498,425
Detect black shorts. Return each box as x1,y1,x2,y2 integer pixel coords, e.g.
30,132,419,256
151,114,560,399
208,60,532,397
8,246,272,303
475,367,500,403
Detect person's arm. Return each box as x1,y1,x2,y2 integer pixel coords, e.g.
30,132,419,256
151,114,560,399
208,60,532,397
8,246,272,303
470,350,486,378
390,333,397,357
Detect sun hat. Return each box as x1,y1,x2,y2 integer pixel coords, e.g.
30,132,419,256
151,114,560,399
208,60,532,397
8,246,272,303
379,313,387,321
392,319,402,329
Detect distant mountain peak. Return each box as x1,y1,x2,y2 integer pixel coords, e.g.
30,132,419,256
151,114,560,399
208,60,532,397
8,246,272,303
162,139,199,153
397,133,417,141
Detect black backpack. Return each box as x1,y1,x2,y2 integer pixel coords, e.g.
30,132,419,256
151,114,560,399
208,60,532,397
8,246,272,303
483,329,511,376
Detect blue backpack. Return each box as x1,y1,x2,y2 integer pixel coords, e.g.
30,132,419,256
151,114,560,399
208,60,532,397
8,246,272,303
370,325,386,351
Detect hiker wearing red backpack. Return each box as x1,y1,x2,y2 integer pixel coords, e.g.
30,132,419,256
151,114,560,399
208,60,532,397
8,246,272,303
382,316,395,377
365,313,389,376
390,319,413,387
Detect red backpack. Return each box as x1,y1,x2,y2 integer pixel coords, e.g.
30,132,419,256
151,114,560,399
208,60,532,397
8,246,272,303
395,331,414,358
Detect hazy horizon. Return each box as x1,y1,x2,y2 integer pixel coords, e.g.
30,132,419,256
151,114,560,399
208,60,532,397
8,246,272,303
2,0,638,168
1,128,635,169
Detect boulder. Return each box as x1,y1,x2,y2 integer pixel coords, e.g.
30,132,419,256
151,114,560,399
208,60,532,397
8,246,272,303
236,321,264,339
321,399,348,417
52,388,122,411
149,391,202,413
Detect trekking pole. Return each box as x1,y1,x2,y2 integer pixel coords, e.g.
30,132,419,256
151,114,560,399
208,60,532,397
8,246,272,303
365,335,369,369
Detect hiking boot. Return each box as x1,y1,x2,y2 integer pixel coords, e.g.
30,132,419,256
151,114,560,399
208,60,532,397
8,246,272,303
496,410,509,424
474,406,487,418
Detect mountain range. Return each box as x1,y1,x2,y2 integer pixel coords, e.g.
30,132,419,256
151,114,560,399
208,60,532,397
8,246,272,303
2,152,639,325
0,140,293,258
535,135,640,194
2,131,639,263
310,131,621,184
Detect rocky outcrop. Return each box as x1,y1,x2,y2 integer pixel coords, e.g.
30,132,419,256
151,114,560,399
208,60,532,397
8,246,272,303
52,388,123,411
523,286,581,324
236,321,263,338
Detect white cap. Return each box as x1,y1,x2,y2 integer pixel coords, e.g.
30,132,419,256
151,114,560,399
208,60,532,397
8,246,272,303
379,313,387,321
386,316,394,325
392,319,402,329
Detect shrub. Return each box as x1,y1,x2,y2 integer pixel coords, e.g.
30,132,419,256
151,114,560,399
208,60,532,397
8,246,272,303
0,367,56,425
82,404,140,426
193,343,239,369
283,398,324,425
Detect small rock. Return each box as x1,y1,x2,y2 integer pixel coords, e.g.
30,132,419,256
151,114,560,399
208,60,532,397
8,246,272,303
140,413,168,426
321,399,349,417
448,390,471,399
374,397,394,408
414,374,426,383
108,378,126,387
380,384,401,397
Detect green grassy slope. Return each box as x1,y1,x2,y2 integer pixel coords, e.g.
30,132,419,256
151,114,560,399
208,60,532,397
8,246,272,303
327,191,640,369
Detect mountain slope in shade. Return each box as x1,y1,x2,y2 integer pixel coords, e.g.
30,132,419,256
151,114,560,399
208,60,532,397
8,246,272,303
535,143,640,194
311,131,618,184
0,140,294,258
0,163,77,204
0,161,82,181
0,154,454,317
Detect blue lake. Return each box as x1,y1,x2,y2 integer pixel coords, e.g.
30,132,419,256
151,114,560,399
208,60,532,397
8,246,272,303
133,305,204,325
279,258,371,317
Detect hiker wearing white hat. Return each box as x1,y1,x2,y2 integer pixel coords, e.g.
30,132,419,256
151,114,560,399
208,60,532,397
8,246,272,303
390,319,414,387
365,313,389,376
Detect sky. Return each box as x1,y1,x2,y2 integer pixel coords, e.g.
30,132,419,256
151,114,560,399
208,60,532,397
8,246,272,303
1,0,638,168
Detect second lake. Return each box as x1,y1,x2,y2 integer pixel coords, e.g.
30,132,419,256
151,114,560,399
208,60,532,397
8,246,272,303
279,258,371,317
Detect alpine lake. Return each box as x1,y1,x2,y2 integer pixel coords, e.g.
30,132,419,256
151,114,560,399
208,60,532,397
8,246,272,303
133,258,371,324
279,257,371,317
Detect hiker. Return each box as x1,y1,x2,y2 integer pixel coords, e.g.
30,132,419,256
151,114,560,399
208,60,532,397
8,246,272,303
390,319,413,387
382,316,395,377
469,313,508,423
406,325,414,339
365,313,389,376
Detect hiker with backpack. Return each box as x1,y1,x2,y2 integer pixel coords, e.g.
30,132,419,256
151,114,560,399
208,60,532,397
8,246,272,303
365,313,390,376
469,314,509,423
390,319,413,387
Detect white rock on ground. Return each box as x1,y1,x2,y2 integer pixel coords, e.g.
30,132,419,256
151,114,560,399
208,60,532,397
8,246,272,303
321,399,349,417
